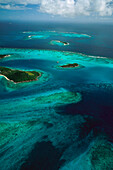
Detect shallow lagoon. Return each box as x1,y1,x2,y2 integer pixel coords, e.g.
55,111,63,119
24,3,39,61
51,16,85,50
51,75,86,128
23,31,90,40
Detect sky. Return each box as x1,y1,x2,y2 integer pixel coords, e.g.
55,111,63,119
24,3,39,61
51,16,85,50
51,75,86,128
0,0,113,22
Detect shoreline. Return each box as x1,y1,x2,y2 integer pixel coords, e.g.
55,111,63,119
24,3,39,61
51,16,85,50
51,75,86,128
0,54,11,59
50,40,69,46
0,72,42,84
59,63,79,68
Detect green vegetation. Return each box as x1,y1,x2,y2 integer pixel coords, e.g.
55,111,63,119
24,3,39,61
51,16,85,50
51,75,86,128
60,63,79,68
0,66,41,83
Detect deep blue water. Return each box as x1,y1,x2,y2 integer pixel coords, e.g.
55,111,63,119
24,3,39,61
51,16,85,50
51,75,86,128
0,21,113,170
0,21,113,58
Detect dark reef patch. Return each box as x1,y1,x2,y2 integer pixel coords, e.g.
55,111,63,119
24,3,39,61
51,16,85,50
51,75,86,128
43,122,53,128
20,141,65,170
90,141,113,170
78,117,102,139
55,89,113,142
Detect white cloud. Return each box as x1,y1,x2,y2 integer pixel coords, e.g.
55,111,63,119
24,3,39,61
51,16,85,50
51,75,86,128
39,0,113,17
0,4,27,10
93,0,113,16
0,0,113,16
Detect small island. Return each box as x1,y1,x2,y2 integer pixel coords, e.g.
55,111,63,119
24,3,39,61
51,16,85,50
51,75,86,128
0,54,10,59
59,63,79,68
50,40,69,46
27,34,49,39
0,66,41,83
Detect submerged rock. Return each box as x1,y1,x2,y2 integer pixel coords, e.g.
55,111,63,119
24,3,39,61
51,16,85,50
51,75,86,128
34,90,82,106
60,139,113,170
90,140,113,170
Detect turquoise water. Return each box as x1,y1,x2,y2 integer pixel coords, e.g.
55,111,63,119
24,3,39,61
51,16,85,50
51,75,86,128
23,31,90,40
0,22,113,170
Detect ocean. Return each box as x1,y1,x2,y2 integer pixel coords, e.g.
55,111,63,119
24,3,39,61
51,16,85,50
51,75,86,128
0,21,113,170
